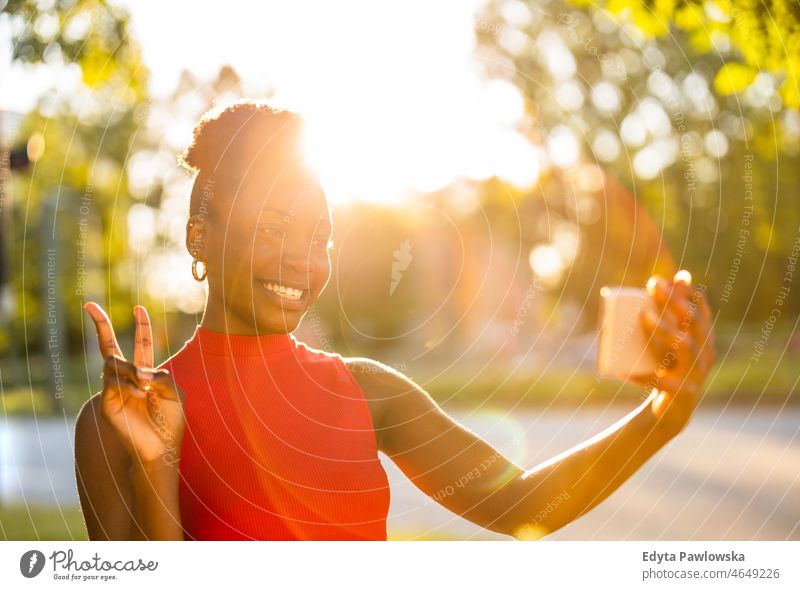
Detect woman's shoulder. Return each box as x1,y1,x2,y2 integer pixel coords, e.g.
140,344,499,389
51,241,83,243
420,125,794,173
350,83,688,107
341,356,397,376
339,357,413,398
292,337,343,362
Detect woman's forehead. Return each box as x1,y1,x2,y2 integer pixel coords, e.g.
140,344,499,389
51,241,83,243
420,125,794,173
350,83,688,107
231,169,329,223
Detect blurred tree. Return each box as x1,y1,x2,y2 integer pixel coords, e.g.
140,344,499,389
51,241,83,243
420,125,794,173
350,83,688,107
568,0,800,108
1,0,150,358
4,0,146,94
475,0,800,325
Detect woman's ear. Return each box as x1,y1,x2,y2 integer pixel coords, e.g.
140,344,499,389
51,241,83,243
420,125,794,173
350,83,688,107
186,215,207,258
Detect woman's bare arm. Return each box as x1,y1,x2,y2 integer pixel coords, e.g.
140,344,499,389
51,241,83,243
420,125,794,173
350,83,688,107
78,302,186,540
75,392,136,540
75,392,184,540
348,358,677,538
127,460,183,540
346,272,715,539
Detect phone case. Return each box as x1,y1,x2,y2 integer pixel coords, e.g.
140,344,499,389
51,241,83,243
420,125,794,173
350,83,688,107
597,286,659,380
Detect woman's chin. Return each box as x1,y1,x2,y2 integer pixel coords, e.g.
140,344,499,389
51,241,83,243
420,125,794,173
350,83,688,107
260,309,305,333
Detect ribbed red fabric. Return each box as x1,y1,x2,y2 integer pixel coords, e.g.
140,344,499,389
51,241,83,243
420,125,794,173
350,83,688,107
156,325,391,540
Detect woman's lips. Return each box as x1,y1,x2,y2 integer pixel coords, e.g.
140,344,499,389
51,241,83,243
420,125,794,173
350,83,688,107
257,279,309,310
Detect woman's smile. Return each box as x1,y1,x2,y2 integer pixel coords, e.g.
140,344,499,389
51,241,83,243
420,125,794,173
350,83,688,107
257,278,311,310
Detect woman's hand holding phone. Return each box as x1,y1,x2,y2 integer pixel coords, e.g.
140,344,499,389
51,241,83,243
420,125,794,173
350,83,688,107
83,302,186,468
632,270,717,435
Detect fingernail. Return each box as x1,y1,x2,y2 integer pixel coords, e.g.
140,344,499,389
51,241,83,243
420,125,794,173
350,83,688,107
136,369,150,390
675,269,692,285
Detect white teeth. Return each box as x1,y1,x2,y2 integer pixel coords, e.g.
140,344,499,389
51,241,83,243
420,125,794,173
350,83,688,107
262,281,304,301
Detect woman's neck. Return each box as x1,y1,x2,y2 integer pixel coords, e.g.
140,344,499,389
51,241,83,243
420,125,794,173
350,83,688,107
200,301,292,336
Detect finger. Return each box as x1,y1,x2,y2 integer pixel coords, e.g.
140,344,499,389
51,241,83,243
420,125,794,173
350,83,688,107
103,355,147,399
675,328,698,369
84,301,124,360
646,276,672,318
674,269,692,286
644,277,678,330
695,287,713,324
154,371,177,399
656,303,697,370
672,268,712,324
673,284,697,334
662,284,713,374
133,306,154,369
640,309,680,370
651,279,694,334
695,290,715,355
135,367,183,406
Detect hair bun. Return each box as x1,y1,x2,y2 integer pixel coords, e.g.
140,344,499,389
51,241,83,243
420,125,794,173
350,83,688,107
181,98,307,218
178,99,304,176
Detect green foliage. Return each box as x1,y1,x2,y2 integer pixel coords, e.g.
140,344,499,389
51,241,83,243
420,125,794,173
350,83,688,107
2,0,150,356
475,0,800,327
570,0,800,107
714,62,758,94
4,0,146,94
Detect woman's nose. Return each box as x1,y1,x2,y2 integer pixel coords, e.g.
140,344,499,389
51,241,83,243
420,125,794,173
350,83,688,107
279,248,315,275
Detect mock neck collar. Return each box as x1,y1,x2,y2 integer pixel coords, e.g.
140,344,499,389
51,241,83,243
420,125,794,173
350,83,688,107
186,324,296,356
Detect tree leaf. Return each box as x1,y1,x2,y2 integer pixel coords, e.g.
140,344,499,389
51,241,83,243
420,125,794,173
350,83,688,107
713,62,757,95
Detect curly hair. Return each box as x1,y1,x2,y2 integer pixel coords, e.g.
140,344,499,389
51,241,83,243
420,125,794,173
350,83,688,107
178,98,307,219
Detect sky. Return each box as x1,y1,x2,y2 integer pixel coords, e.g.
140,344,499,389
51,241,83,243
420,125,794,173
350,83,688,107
1,0,547,203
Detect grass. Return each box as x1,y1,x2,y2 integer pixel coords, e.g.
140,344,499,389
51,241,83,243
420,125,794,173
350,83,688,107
0,503,88,541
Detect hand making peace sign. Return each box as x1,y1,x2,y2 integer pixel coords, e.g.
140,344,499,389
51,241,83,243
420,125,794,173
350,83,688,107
83,302,186,467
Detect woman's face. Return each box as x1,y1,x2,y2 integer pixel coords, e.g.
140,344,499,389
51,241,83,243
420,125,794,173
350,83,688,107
195,162,333,334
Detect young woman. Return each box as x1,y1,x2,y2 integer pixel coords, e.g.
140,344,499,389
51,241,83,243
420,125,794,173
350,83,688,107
74,99,716,541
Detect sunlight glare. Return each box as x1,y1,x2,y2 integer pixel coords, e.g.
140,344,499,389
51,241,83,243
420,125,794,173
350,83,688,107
547,126,580,168
529,244,565,287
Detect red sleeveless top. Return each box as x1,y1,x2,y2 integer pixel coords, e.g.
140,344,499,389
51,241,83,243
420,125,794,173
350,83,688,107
156,325,391,540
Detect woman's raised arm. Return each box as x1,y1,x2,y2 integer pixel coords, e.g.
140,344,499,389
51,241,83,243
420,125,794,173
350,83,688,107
347,270,716,538
76,303,186,540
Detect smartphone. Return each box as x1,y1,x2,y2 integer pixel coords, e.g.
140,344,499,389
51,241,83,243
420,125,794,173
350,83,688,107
597,286,659,380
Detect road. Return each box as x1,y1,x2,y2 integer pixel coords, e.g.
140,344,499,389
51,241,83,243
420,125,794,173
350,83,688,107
1,405,798,540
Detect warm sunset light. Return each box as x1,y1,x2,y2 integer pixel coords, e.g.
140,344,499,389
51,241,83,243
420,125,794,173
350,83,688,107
123,0,541,205
298,79,543,205
2,0,797,569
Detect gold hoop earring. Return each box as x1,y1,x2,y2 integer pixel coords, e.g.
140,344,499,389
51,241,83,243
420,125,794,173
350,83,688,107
192,258,207,281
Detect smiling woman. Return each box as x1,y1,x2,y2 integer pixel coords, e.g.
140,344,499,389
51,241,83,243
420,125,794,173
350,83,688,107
73,98,716,541
74,99,390,540
178,99,333,335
